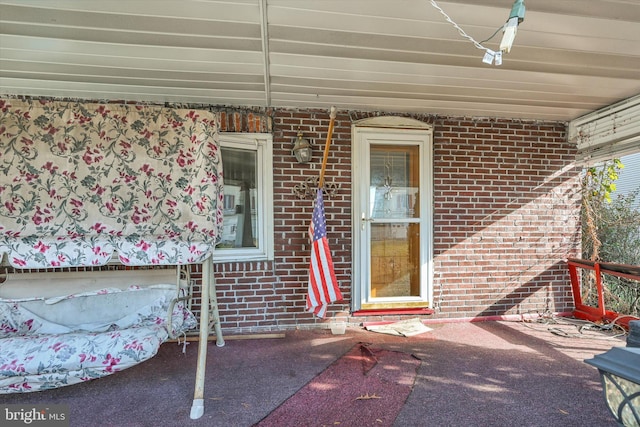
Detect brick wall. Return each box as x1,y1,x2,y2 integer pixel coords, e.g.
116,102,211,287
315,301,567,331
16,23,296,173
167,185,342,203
208,108,355,332
2,98,581,333
207,109,581,333
431,117,581,319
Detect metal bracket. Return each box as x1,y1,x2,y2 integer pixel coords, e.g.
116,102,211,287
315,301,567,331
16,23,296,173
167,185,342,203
292,176,339,199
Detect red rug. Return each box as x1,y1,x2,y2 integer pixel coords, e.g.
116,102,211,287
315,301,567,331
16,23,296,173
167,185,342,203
254,344,421,427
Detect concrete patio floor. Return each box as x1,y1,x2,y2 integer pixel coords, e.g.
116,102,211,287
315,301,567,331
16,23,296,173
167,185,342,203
0,318,625,427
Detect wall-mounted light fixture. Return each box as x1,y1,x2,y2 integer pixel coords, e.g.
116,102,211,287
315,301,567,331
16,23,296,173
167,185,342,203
292,129,312,163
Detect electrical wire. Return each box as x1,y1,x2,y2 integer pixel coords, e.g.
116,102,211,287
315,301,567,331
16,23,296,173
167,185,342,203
516,310,630,341
428,0,488,51
610,314,640,326
480,24,506,45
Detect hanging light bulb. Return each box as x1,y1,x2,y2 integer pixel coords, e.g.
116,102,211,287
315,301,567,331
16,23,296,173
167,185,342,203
500,0,526,53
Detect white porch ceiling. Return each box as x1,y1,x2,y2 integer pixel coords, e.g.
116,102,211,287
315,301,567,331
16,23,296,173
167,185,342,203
1,0,639,121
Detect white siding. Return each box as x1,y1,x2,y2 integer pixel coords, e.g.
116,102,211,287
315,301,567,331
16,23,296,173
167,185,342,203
615,152,640,208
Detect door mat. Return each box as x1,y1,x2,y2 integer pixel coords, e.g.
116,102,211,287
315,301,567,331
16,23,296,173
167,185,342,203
253,344,421,427
364,317,433,337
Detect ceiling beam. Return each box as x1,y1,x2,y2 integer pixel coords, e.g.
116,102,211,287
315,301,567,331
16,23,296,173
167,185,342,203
260,0,271,107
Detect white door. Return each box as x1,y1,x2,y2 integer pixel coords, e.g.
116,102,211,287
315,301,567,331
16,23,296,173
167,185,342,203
352,120,433,311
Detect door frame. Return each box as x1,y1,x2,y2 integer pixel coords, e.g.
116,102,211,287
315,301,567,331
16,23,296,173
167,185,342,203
351,116,434,312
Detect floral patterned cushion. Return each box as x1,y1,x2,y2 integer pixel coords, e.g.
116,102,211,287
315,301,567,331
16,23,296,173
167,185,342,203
0,325,168,393
0,302,43,338
0,286,197,394
0,98,224,269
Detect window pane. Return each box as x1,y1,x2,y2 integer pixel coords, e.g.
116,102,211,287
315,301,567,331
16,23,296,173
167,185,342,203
370,223,421,298
216,147,258,249
369,145,420,219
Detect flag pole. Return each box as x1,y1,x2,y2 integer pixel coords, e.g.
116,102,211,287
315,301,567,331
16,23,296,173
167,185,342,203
307,106,342,318
318,106,337,189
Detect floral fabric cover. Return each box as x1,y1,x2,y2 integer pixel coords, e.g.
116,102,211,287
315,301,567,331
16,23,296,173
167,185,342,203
0,98,223,268
0,287,197,393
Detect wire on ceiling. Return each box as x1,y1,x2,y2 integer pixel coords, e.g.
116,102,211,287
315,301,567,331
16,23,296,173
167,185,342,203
427,0,526,66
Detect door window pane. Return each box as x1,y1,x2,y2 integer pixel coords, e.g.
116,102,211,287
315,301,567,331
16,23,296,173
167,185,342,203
370,223,421,298
369,145,420,219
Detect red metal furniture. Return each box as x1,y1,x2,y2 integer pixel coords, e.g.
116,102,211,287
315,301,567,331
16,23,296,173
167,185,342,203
567,258,640,330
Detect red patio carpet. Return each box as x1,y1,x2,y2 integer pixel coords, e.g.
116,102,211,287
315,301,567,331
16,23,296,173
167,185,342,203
254,344,421,427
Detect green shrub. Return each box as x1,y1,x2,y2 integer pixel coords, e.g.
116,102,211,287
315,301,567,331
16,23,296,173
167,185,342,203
581,159,640,317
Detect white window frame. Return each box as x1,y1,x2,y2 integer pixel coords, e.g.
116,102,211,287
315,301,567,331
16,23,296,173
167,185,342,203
213,132,274,262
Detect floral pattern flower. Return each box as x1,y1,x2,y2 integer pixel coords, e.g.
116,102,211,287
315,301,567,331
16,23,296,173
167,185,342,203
0,98,223,268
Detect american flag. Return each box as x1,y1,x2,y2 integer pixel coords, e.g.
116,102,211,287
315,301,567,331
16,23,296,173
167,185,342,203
307,188,342,318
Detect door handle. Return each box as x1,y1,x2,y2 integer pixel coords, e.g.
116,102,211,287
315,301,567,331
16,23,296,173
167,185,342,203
361,213,374,230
